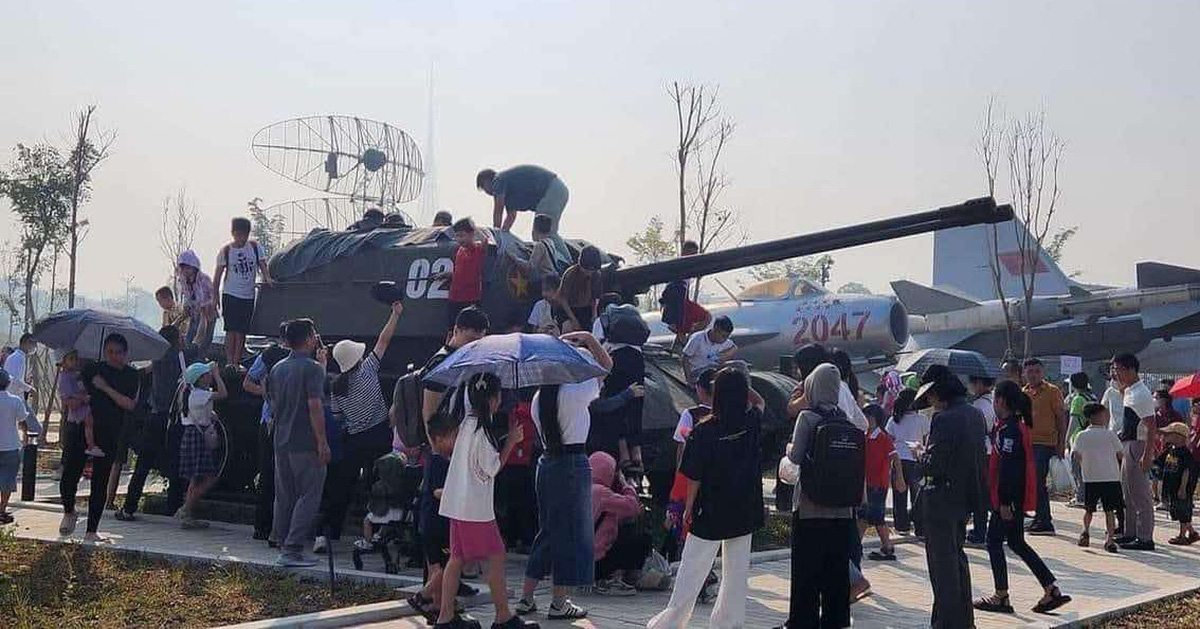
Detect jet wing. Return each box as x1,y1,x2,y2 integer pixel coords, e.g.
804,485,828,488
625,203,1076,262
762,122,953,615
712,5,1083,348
890,280,980,315
1142,302,1200,330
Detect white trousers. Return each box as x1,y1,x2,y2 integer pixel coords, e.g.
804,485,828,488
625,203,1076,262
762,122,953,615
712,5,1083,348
647,532,752,629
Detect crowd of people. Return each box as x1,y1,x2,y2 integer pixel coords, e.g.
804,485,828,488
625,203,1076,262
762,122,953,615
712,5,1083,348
3,161,1200,629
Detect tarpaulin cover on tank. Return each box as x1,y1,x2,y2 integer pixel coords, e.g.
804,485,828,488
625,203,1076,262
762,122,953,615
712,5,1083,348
268,225,587,280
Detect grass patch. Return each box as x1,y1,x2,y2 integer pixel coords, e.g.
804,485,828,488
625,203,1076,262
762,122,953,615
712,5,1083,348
0,530,393,628
1095,590,1200,628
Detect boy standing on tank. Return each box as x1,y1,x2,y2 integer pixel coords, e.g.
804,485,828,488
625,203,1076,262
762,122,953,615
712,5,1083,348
213,216,273,367
438,218,489,328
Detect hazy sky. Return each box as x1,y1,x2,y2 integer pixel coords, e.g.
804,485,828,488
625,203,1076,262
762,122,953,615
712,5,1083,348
2,0,1197,299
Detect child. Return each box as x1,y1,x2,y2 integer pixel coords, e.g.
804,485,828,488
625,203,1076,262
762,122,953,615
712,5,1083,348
213,216,273,366
155,286,191,341
863,404,906,560
358,450,409,552
57,350,105,458
434,373,536,629
525,275,575,336
496,390,539,552
1158,422,1199,545
505,213,559,280
681,316,737,384
0,369,34,524
177,249,216,348
559,245,603,332
439,218,489,328
1072,403,1124,552
177,362,228,529
659,240,711,349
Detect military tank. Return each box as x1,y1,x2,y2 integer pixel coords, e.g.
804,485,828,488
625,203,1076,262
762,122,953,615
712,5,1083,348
226,197,1012,500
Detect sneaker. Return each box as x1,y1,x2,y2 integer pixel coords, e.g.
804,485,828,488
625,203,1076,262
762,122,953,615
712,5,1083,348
867,549,897,561
313,535,328,554
547,600,587,620
457,582,480,598
595,578,637,597
83,532,110,544
1120,539,1156,551
514,598,538,616
59,511,79,535
1027,524,1056,536
1114,534,1137,545
114,510,137,522
276,553,319,568
353,538,373,551
84,446,106,457
1077,532,1089,548
492,616,539,629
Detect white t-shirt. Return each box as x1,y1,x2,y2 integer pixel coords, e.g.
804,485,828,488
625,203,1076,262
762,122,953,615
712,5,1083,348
527,300,559,334
838,382,868,432
972,393,997,453
0,391,26,451
591,317,606,343
1123,381,1156,441
439,414,503,522
1102,385,1125,433
3,349,31,396
216,241,261,299
184,388,215,427
673,405,711,443
885,412,931,461
531,377,599,447
682,330,735,373
1074,425,1123,483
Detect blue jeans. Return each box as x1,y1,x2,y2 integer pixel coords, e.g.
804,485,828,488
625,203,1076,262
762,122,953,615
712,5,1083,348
524,452,594,587
1033,444,1056,527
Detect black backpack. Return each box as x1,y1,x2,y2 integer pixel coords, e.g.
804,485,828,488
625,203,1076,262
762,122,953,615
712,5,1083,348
800,407,866,508
599,304,651,346
391,371,428,449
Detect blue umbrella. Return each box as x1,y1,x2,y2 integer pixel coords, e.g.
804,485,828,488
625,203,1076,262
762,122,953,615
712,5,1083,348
32,308,169,362
422,333,608,389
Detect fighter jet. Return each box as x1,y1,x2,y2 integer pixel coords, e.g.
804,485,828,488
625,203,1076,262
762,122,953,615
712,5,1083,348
897,218,1200,372
645,275,910,370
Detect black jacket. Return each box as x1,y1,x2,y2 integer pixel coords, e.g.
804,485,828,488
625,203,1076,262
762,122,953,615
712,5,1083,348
922,397,987,521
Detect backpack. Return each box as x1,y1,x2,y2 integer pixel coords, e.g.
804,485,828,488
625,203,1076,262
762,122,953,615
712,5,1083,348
800,407,866,508
599,304,651,346
392,371,428,449
223,241,262,276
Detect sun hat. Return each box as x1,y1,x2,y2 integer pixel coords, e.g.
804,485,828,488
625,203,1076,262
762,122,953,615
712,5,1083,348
332,339,368,372
1160,422,1191,439
184,362,216,386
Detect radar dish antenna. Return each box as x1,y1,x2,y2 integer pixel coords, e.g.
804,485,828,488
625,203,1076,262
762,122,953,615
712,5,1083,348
252,115,424,205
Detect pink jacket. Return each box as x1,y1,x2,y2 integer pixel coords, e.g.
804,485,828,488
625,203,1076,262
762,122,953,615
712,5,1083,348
590,452,641,561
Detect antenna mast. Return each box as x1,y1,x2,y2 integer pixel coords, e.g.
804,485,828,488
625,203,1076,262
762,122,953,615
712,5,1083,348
421,63,439,218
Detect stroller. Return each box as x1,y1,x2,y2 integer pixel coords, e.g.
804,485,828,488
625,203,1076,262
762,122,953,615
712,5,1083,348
351,451,422,573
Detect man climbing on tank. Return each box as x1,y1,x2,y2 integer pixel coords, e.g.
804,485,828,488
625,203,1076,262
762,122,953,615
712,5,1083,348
476,165,569,234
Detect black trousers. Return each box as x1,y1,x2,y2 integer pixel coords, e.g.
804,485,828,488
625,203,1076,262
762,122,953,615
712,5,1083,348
924,514,974,629
496,464,537,547
893,460,920,532
320,421,392,539
596,522,651,580
122,412,186,515
986,510,1055,591
971,466,991,539
59,422,114,534
255,422,276,536
786,515,853,629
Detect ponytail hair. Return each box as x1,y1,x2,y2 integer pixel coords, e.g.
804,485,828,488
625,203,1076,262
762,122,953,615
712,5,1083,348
892,388,917,424
467,372,504,449
994,380,1034,427
537,384,564,451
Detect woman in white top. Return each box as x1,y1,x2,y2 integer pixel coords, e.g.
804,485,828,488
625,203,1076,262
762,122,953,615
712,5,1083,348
518,332,612,621
885,389,930,535
435,372,534,629
177,361,227,528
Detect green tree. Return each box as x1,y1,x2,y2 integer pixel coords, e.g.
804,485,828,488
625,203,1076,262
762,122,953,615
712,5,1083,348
745,254,834,286
626,216,676,264
837,282,872,295
0,143,73,329
247,197,286,258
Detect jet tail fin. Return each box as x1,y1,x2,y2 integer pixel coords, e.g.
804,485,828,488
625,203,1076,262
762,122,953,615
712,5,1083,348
932,218,1073,301
1137,262,1200,289
890,280,980,315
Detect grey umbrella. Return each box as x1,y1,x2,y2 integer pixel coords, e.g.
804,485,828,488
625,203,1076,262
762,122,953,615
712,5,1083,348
32,308,169,362
895,348,1002,379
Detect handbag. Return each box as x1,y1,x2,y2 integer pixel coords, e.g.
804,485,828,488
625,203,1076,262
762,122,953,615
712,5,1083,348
778,443,800,486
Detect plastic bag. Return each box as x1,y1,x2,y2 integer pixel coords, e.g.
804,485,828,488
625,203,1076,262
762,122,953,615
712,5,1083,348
636,549,672,591
778,442,800,485
1048,456,1074,494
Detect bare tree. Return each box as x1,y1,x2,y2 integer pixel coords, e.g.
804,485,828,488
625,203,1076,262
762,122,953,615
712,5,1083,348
159,186,199,292
668,82,719,250
978,96,1017,356
686,118,744,299
65,105,115,308
1006,109,1065,357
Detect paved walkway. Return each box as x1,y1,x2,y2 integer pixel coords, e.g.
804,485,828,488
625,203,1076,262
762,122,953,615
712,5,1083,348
6,499,1199,628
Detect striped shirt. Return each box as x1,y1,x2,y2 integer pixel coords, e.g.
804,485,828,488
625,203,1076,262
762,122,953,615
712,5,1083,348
330,351,387,435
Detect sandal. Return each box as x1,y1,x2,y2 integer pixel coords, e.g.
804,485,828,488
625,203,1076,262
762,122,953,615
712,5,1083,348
1104,540,1119,553
1077,532,1089,548
1185,531,1200,545
973,593,1014,614
407,593,437,623
868,549,897,561
1168,535,1189,545
1032,588,1072,614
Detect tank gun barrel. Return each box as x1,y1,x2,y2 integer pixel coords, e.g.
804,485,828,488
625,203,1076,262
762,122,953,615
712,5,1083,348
610,197,1012,295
